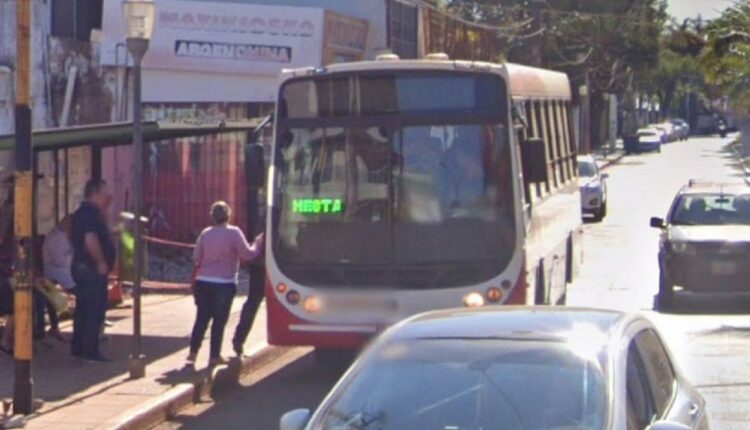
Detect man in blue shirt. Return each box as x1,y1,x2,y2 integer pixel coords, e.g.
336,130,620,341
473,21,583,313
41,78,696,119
70,179,115,362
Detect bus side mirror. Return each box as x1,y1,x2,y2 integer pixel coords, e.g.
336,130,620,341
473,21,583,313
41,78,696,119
246,144,266,188
521,138,549,184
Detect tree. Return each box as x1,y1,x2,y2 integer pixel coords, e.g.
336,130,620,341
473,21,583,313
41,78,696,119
637,19,706,119
700,0,750,114
444,0,668,148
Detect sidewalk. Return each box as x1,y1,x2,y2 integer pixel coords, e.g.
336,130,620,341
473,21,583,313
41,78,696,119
0,283,275,430
592,139,625,170
728,136,750,185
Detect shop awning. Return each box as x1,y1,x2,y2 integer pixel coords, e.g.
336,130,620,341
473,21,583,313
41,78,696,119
0,119,263,152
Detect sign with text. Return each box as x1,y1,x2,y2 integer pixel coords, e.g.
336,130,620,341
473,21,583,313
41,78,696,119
323,11,369,65
100,0,324,76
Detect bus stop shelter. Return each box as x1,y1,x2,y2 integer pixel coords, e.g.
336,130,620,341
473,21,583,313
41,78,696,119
0,119,262,228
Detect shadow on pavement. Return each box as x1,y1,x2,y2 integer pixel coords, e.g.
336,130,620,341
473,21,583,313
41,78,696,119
0,332,188,402
165,352,346,430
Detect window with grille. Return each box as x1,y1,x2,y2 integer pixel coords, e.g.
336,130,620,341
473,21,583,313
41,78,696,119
390,0,419,59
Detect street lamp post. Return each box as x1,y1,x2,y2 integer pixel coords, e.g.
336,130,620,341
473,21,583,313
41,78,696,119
122,0,155,380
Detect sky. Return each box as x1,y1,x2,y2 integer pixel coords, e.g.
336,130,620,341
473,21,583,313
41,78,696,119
667,0,731,22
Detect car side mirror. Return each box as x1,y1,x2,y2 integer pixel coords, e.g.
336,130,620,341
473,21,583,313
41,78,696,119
646,421,692,430
650,217,665,228
601,173,609,180
280,409,311,430
520,137,549,184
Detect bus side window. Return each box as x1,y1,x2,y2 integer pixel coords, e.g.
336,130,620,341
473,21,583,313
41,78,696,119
532,101,551,198
513,101,533,207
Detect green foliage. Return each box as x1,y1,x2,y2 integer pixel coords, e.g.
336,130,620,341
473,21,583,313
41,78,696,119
701,0,750,112
444,0,668,97
636,19,706,116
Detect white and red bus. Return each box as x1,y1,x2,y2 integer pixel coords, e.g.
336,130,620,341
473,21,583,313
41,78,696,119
264,55,583,350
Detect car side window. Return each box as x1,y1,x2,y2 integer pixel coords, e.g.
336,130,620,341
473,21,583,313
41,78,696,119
635,329,677,417
626,341,656,429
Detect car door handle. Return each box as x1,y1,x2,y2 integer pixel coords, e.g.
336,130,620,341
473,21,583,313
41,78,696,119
689,403,700,418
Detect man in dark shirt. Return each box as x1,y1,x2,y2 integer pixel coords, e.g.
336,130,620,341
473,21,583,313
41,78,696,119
71,179,115,362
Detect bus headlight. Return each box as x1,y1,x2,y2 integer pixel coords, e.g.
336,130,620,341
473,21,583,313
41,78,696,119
463,292,485,308
276,283,288,293
303,296,322,313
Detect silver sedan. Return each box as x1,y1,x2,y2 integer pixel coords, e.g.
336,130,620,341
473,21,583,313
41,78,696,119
281,307,708,430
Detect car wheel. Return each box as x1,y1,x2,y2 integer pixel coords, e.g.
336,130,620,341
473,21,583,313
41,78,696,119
657,145,662,153
658,269,675,310
600,200,607,218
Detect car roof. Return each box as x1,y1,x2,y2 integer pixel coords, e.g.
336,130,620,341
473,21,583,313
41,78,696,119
679,180,750,195
576,154,595,163
387,307,626,347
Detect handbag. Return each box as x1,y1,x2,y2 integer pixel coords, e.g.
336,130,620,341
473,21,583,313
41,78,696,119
35,279,69,315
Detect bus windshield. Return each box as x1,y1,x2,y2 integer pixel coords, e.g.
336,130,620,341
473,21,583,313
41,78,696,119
273,71,515,289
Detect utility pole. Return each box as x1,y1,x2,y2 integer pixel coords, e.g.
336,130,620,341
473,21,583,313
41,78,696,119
530,0,545,67
122,0,155,379
582,69,592,154
13,0,34,415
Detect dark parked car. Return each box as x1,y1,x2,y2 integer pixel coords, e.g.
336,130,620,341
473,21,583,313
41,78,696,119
650,180,750,307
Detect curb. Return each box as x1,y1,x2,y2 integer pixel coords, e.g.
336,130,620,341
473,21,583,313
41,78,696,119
97,344,289,430
597,151,626,171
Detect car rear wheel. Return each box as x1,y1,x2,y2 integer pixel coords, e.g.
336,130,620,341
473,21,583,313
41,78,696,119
658,269,675,310
592,202,606,222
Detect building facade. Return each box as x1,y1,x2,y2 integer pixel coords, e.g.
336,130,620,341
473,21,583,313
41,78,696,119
0,0,423,241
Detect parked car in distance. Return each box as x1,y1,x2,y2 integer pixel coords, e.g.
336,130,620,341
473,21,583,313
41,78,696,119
654,123,679,143
578,155,609,221
280,307,709,430
650,180,750,308
637,128,663,153
671,119,690,140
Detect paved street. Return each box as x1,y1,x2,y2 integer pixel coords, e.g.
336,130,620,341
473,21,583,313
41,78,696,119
156,135,750,429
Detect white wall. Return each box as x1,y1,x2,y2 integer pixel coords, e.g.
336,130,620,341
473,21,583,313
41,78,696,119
0,0,52,134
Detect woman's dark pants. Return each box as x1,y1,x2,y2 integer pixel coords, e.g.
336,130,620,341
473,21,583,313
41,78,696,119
190,281,237,358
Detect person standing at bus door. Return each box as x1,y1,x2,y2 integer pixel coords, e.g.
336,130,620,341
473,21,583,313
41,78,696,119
70,179,116,362
188,201,263,367
231,214,266,357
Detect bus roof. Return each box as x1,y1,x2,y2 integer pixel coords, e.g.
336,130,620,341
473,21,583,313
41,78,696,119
280,58,571,100
505,63,571,100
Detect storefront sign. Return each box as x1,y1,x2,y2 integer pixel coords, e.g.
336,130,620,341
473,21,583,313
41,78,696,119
100,0,324,75
323,11,369,65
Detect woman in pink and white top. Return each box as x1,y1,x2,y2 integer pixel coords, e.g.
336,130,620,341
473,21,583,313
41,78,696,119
188,201,263,366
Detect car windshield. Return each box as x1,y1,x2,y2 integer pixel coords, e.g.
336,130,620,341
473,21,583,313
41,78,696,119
671,193,750,225
578,160,597,178
313,339,607,430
